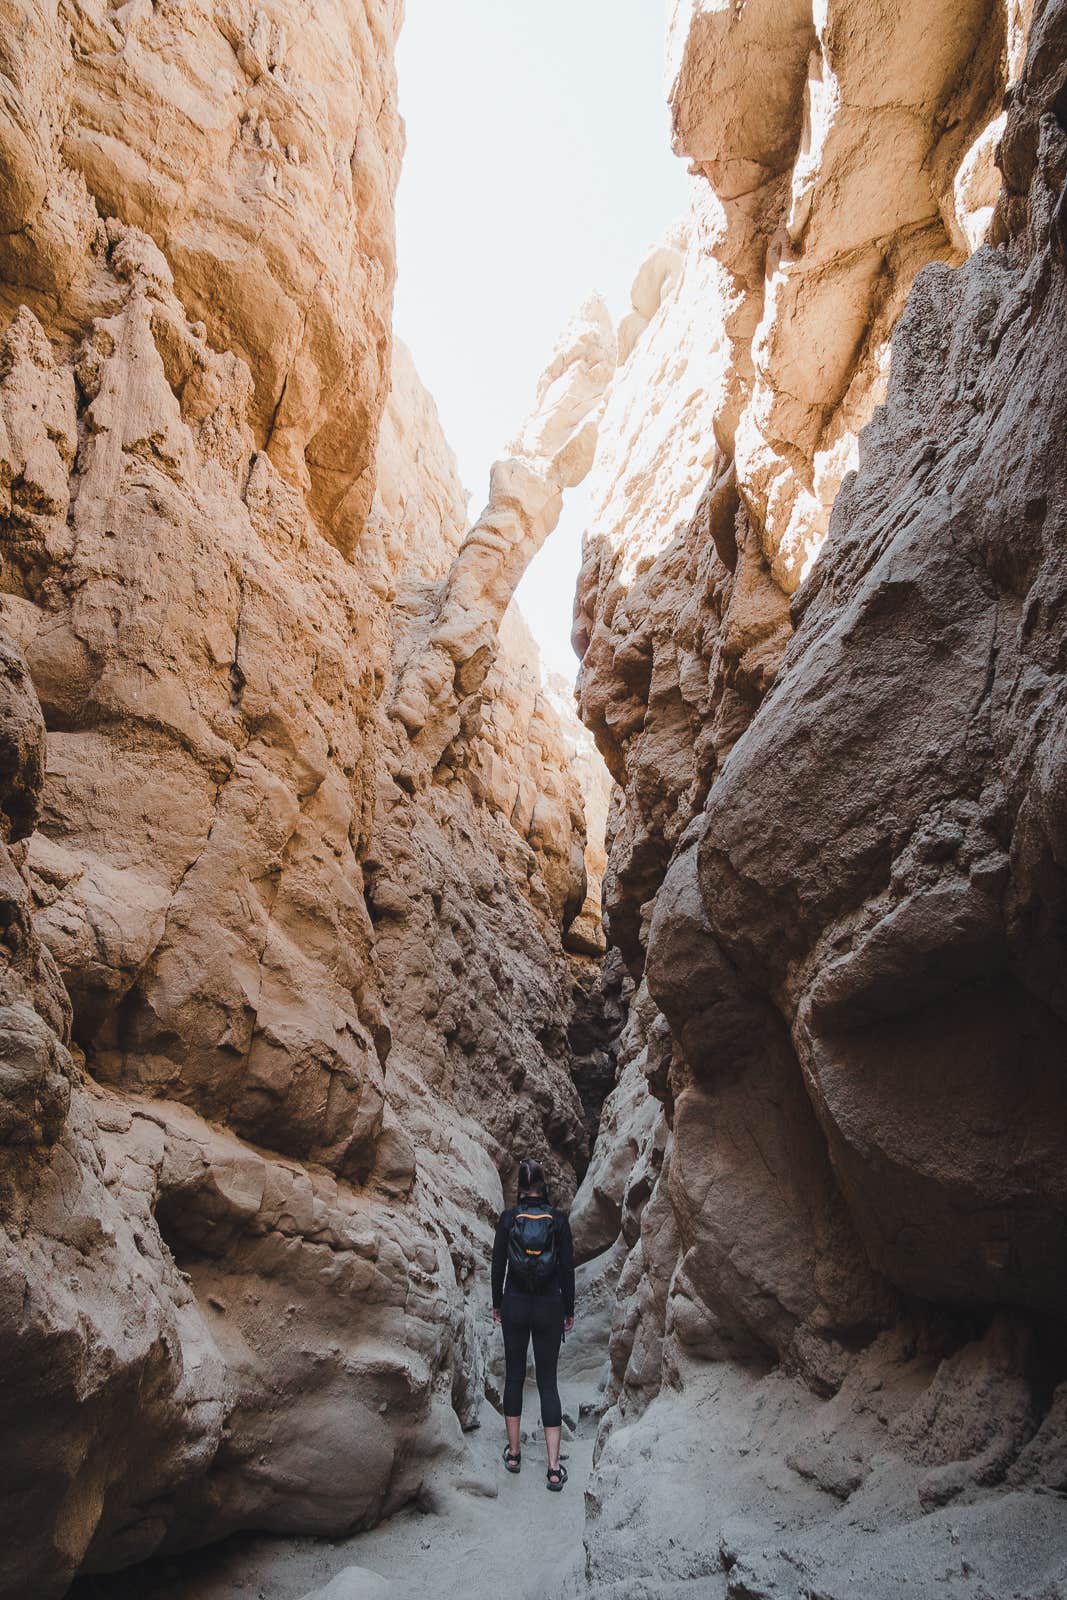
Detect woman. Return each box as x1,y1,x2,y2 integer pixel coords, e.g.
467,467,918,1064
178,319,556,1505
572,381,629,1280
491,1156,575,1491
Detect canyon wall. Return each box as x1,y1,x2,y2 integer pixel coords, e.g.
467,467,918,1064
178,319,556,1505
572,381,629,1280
0,8,604,1596
573,0,1067,1591
4,0,1065,1593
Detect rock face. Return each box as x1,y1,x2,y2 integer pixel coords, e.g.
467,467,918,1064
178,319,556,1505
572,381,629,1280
0,10,606,1597
666,0,1016,593
572,0,1067,1590
391,295,615,774
0,0,401,556
4,0,1065,1592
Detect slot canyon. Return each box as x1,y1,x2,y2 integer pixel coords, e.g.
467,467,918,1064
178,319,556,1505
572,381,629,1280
1,0,1065,1596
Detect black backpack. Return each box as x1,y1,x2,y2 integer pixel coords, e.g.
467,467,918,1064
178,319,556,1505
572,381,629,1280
507,1206,558,1290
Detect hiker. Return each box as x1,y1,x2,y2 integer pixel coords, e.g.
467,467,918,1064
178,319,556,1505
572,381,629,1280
491,1156,576,1491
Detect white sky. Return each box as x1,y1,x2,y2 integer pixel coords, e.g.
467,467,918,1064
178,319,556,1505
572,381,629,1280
394,0,689,681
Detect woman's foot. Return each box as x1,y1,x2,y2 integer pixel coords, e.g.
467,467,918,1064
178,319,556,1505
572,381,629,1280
546,1463,568,1491
503,1445,522,1474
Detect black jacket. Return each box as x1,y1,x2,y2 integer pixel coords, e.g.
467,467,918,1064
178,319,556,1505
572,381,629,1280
492,1203,575,1317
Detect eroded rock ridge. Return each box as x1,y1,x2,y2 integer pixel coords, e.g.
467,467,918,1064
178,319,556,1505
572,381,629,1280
571,0,1067,1591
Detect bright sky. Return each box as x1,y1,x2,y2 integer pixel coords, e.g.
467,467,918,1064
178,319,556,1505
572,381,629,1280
394,0,689,681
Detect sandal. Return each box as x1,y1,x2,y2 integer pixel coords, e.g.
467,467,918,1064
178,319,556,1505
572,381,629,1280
546,1464,568,1492
503,1446,521,1474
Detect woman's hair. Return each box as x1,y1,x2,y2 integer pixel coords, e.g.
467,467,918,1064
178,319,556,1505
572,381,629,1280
517,1156,548,1200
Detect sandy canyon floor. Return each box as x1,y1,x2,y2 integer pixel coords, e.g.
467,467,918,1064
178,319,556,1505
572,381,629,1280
70,1372,598,1600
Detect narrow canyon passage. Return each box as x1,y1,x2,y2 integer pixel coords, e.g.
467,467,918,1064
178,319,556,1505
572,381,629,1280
2,2,1067,1599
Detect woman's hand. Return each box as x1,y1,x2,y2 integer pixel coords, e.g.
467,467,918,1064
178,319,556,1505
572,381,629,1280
564,1316,574,1333
492,1307,502,1324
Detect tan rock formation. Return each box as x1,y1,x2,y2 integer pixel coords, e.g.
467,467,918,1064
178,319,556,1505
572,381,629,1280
0,10,609,1595
392,296,615,773
546,670,612,959
573,0,1067,1591
575,207,792,967
0,0,403,556
7,0,1063,1591
368,601,597,1203
577,0,1026,967
666,0,1012,592
370,336,470,586
0,226,562,1599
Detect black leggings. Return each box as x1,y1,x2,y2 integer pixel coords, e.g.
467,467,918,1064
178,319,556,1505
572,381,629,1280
501,1290,564,1427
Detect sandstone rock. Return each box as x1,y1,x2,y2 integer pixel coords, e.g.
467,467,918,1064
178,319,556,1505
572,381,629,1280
569,981,665,1268
0,619,221,1598
577,0,1025,977
578,0,1067,1355
5,0,1064,1591
371,337,469,588
392,296,615,773
11,264,390,1181
0,259,599,1581
63,0,403,555
575,217,792,970
546,670,613,959
672,18,1067,1319
573,0,1067,1588
565,947,630,1154
0,10,609,1592
667,0,1007,592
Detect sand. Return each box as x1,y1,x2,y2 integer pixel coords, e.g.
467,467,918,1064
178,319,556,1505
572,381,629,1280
71,1371,598,1600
